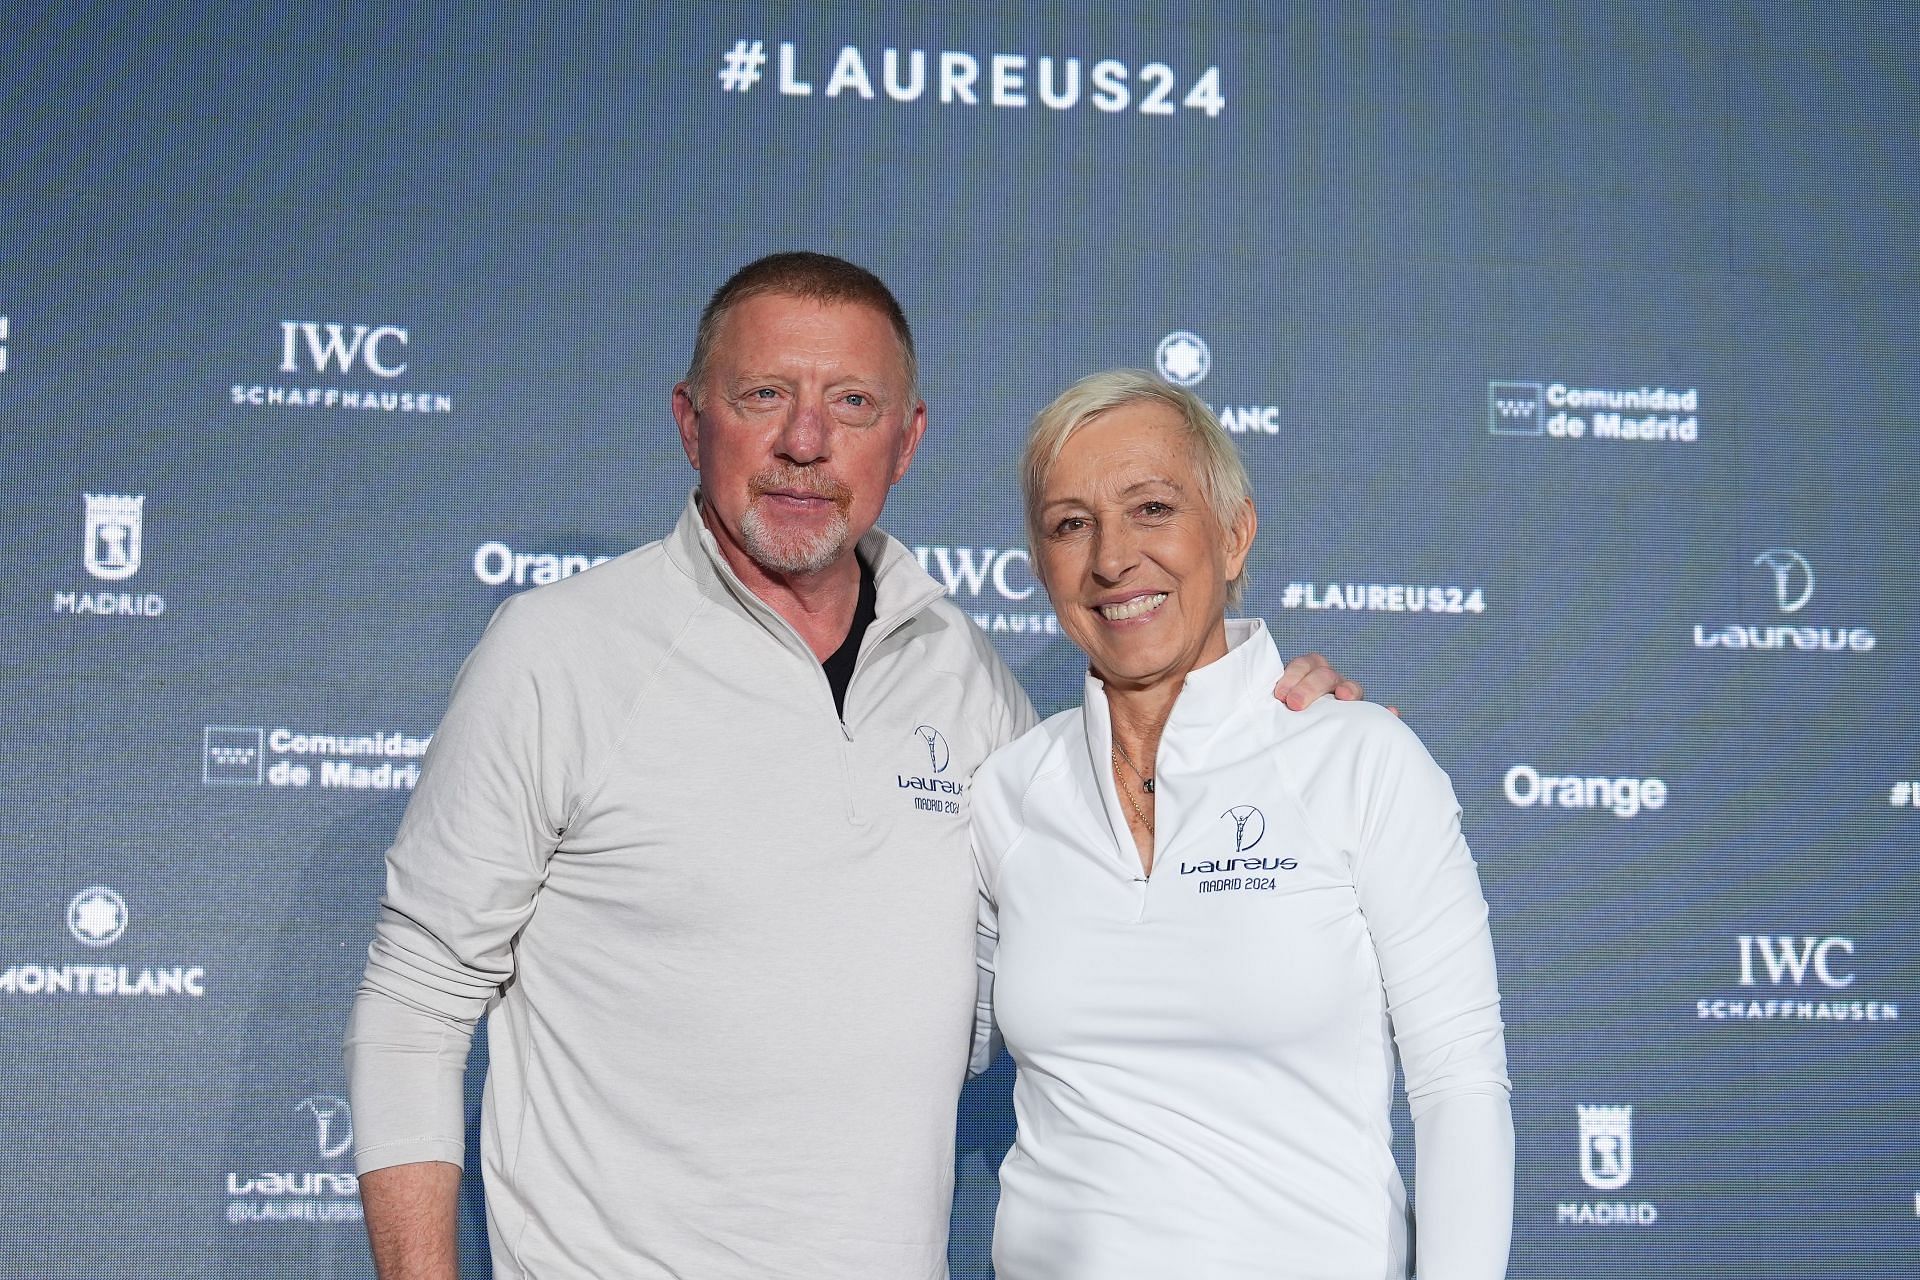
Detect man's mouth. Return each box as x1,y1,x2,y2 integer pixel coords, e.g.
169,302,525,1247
1097,593,1167,622
749,472,851,512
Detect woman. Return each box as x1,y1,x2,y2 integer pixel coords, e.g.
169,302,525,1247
971,370,1513,1278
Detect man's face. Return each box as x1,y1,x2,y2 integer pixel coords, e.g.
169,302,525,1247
673,294,925,581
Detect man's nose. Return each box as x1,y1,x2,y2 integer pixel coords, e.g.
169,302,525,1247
775,399,829,465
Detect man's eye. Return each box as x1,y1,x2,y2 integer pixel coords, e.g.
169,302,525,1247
750,387,780,399
844,393,868,407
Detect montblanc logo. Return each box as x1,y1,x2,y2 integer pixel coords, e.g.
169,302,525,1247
297,1096,353,1160
1692,548,1876,653
230,320,452,413
0,888,207,998
67,886,128,948
1152,330,1279,435
912,724,951,774
1752,548,1813,613
1154,330,1210,387
1221,804,1265,852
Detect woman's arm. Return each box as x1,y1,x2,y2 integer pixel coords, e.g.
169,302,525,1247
1350,713,1514,1278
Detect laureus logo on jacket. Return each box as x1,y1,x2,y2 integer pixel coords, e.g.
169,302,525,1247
1178,807,1297,881
899,724,963,816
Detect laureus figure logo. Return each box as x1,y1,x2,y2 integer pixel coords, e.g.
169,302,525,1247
1752,549,1814,614
912,725,950,774
1220,805,1265,853
298,1096,354,1160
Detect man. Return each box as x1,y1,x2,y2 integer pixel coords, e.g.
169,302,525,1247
346,252,1355,1278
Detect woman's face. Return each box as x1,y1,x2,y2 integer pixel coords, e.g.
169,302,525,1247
1034,400,1254,693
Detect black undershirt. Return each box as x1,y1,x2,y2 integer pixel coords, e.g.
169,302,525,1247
820,554,878,719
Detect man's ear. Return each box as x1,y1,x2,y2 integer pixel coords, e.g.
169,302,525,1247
672,382,702,470
890,397,929,485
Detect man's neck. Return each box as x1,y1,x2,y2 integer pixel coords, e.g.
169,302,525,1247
700,503,863,661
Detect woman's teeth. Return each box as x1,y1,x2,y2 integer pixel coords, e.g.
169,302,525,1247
1100,593,1166,621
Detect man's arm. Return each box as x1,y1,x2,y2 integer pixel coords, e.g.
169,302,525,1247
344,593,568,1272
360,1161,461,1280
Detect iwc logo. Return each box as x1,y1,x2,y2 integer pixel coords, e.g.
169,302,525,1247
1155,331,1210,387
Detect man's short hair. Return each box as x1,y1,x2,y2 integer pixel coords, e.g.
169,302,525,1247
1021,368,1255,607
685,251,919,404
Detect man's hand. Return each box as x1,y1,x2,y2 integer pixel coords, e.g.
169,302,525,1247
1272,651,1366,712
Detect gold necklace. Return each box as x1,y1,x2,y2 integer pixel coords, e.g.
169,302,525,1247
1112,747,1154,830
1112,739,1155,793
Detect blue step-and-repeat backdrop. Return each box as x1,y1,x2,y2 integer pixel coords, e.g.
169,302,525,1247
3,3,1915,1275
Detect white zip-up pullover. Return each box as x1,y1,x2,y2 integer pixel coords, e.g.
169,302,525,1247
972,620,1512,1279
346,494,1034,1279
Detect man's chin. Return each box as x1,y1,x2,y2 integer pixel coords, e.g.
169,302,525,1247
740,510,851,577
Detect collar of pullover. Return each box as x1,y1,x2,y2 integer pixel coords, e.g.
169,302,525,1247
1080,618,1287,763
663,489,947,660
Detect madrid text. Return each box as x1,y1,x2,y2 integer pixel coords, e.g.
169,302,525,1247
260,728,430,792
54,590,166,616
1544,385,1699,443
1557,1201,1658,1226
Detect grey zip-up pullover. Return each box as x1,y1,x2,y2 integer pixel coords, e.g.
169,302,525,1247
345,495,1035,1278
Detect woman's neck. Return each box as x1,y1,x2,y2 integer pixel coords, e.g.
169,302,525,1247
1105,680,1180,769
1099,619,1234,763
